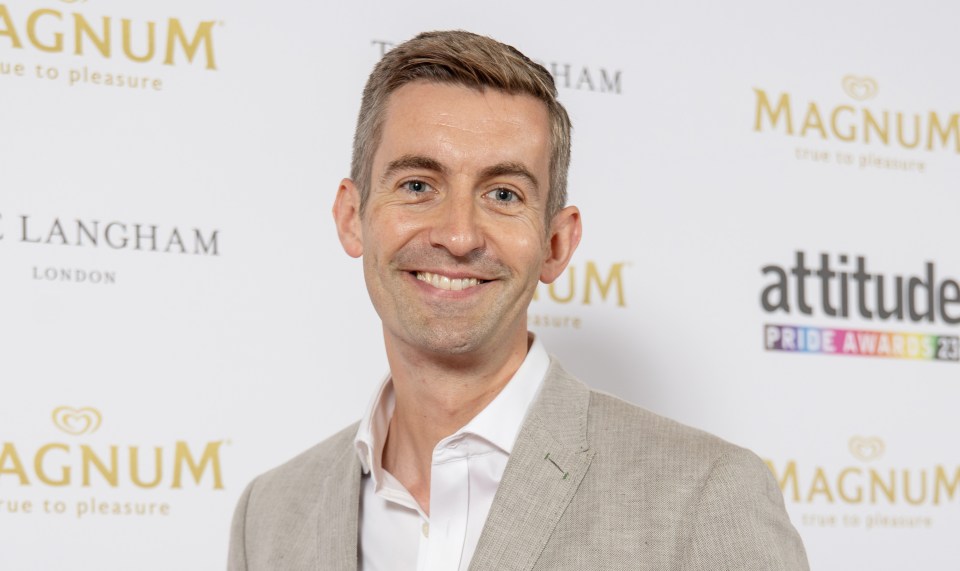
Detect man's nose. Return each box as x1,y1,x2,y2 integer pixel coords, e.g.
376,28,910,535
428,190,484,257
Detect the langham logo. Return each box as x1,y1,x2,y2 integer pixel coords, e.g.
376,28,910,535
370,39,623,95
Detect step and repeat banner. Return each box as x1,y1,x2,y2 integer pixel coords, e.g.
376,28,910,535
1,0,957,569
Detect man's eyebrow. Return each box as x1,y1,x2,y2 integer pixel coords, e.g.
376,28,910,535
479,162,540,191
380,155,448,183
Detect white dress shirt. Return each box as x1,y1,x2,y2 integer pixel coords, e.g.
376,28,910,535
354,335,550,571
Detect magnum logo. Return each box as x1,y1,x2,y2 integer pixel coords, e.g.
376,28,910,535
848,436,884,462
0,407,225,490
0,3,218,69
841,75,877,101
52,406,102,436
532,261,627,307
765,437,959,507
754,76,959,153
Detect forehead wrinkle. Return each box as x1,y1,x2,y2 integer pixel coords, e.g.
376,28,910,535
434,114,524,135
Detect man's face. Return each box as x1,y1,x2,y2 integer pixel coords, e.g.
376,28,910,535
337,81,574,358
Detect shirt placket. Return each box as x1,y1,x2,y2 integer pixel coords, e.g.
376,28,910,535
419,437,470,571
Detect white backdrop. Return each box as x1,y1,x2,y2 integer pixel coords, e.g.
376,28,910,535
1,0,958,569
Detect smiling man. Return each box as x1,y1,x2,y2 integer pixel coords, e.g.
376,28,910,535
228,31,808,571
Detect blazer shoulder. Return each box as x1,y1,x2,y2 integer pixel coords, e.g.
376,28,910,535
538,360,745,470
239,421,360,526
587,389,739,456
251,421,360,492
228,422,362,570
582,388,777,492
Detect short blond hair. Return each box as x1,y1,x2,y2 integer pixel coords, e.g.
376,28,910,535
351,30,572,221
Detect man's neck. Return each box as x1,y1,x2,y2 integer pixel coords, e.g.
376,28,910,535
380,329,531,515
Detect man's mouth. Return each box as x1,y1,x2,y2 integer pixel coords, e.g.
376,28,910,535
415,271,487,291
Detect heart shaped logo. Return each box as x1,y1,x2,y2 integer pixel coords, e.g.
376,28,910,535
849,436,884,462
841,75,878,101
51,406,102,436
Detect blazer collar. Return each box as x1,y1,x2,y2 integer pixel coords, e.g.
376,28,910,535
325,359,593,571
469,359,595,571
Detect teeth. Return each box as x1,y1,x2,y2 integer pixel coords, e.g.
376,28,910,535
416,272,482,291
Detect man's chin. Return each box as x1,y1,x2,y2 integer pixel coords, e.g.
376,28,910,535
420,335,484,356
399,326,492,357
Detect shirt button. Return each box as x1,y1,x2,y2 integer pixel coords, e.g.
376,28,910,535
422,522,430,538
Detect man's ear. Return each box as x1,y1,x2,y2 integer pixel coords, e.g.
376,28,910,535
333,178,363,258
540,206,582,283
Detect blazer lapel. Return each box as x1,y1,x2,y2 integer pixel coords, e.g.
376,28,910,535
469,361,595,571
315,441,362,571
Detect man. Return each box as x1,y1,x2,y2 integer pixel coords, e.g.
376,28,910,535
228,31,808,570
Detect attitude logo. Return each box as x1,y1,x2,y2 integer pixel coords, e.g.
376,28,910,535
760,251,960,362
753,75,958,173
765,436,958,531
0,406,227,520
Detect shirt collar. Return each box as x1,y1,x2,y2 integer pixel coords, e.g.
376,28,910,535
354,334,550,477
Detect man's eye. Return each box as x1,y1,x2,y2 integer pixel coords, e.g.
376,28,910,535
402,180,430,193
488,188,519,202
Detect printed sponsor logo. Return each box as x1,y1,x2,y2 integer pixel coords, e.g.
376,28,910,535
766,436,958,530
760,251,959,361
371,39,622,95
530,261,628,329
764,324,958,362
0,407,227,519
9,213,221,255
753,75,958,173
0,211,221,286
0,0,223,92
51,406,102,436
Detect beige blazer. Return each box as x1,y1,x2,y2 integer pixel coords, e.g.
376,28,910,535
228,361,809,570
